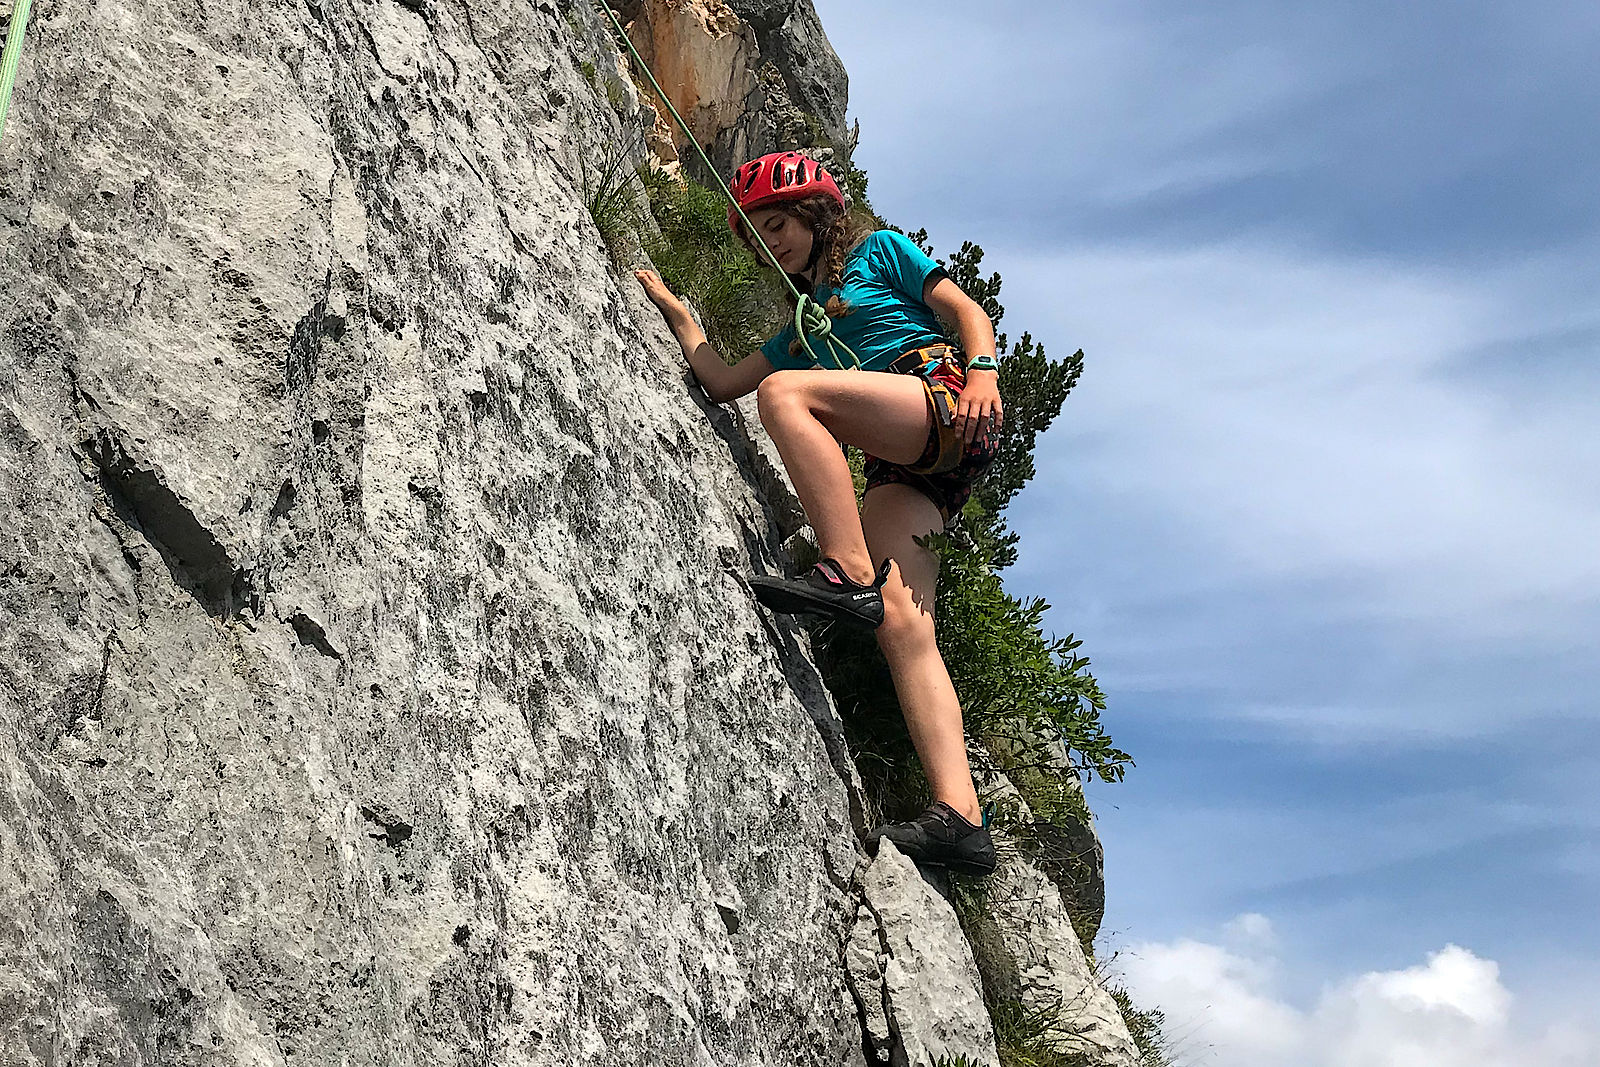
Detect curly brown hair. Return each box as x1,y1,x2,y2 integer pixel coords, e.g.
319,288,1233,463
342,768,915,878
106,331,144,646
733,194,874,307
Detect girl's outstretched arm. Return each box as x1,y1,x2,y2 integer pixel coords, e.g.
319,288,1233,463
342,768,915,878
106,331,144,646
635,270,775,403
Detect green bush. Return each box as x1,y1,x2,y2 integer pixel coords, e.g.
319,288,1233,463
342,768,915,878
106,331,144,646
927,528,1128,785
895,233,1082,568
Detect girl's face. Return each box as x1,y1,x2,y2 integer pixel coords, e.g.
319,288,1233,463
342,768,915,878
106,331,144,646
746,207,814,274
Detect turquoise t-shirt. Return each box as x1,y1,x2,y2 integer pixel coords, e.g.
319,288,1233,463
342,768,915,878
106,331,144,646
760,230,947,371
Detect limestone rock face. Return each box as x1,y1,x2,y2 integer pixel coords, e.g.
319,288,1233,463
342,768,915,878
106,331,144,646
729,395,806,544
0,0,865,1063
618,0,759,163
725,0,849,151
846,844,999,1067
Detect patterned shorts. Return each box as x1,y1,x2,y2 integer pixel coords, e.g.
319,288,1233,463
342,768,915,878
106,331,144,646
863,344,1000,523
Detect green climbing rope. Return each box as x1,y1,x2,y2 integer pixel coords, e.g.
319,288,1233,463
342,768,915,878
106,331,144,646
593,2,862,371
0,0,32,149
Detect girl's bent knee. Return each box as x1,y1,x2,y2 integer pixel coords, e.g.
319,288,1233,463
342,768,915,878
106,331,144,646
756,370,808,423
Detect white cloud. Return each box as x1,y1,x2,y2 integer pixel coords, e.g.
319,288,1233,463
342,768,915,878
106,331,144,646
1223,912,1277,948
1321,947,1511,1067
1117,936,1303,1063
1117,926,1600,1067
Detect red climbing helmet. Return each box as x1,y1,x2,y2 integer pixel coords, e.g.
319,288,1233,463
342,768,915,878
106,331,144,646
727,151,845,233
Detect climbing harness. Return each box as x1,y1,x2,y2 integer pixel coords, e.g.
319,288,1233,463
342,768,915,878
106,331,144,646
0,0,33,148
593,2,863,371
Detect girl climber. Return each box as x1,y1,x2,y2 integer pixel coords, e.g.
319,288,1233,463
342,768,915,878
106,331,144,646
636,151,1003,875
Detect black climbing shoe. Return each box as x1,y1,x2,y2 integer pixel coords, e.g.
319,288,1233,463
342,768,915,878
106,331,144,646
749,558,890,630
868,802,997,876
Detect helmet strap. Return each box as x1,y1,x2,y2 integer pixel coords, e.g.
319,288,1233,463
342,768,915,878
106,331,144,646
803,227,826,276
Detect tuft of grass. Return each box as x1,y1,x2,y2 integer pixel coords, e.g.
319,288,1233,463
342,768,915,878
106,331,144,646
930,997,1111,1067
583,141,640,262
1108,985,1180,1067
990,998,1100,1067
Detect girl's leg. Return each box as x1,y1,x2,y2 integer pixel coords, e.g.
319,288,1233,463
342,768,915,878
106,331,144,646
755,369,932,586
860,483,982,824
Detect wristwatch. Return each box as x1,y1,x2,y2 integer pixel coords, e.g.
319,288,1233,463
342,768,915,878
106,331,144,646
965,354,999,373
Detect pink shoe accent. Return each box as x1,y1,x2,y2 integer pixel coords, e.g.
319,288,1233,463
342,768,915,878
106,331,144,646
813,560,848,586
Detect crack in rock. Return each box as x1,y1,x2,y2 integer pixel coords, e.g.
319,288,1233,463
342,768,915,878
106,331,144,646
80,429,245,617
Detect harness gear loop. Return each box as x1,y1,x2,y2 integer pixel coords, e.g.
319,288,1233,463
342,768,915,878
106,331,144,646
593,1,863,371
0,0,35,148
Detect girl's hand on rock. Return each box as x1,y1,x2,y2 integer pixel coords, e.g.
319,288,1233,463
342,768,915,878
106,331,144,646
634,270,683,315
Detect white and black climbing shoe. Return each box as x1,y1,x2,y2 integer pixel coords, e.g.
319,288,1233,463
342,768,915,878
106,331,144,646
868,802,997,876
749,558,890,630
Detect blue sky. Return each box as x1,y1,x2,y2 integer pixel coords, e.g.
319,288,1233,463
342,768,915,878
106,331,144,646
811,1,1599,1061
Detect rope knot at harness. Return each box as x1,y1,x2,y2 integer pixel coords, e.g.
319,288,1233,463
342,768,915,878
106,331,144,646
794,295,861,370
798,296,834,340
